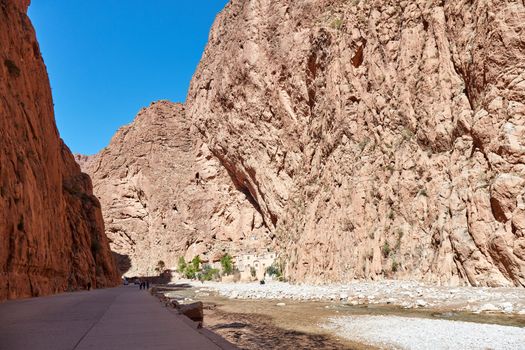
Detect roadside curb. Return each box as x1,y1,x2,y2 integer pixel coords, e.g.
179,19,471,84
150,286,238,350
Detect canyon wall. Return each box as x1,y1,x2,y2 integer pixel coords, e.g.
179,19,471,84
0,0,119,301
187,0,525,286
79,101,271,276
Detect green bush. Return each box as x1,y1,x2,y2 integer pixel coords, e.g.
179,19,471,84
177,256,203,279
177,257,187,273
392,259,399,272
155,260,166,275
382,241,391,258
396,229,404,249
191,256,201,271
184,266,197,279
220,254,233,275
199,264,220,281
266,263,282,278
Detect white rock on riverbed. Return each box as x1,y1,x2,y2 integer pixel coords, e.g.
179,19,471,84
181,280,525,315
416,299,428,307
476,303,500,313
324,316,525,350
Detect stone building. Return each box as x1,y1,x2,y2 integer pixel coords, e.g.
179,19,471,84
236,252,276,281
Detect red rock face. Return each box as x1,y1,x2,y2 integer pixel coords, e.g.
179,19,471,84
79,101,272,277
0,0,119,301
187,0,525,286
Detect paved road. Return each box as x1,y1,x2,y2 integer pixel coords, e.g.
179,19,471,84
0,286,233,350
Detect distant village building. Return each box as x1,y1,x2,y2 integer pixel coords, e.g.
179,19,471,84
236,251,276,281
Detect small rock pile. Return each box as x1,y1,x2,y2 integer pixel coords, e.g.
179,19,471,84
151,287,204,324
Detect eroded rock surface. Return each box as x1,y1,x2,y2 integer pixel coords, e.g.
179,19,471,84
0,0,119,301
187,0,525,286
79,101,271,276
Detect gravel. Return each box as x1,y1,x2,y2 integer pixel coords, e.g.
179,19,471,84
179,280,525,349
183,280,525,315
323,315,525,350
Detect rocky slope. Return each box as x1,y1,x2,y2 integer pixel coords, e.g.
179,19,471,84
79,101,271,276
187,0,525,286
0,0,119,301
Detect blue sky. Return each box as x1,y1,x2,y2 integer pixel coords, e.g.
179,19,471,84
28,1,229,155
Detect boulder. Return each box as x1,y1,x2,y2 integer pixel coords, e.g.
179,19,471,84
177,301,204,323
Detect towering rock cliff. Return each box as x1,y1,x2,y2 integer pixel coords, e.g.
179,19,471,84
187,0,525,286
79,101,271,276
0,0,119,301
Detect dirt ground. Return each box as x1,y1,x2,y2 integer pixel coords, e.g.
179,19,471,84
203,301,372,350
157,284,525,350
200,296,378,350
199,295,525,350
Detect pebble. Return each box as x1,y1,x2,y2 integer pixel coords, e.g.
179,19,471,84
477,303,500,312
416,299,427,307
499,302,513,313
181,280,525,315
324,316,525,350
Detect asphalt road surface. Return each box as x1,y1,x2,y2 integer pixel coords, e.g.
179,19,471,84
0,285,233,350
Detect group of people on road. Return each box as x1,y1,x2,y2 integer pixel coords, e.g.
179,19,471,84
138,280,149,290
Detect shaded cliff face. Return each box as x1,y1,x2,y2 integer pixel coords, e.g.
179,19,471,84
187,0,525,286
79,101,271,276
0,0,119,301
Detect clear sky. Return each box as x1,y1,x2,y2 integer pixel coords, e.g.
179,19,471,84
28,1,229,155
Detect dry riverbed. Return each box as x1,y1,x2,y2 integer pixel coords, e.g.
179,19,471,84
163,280,525,349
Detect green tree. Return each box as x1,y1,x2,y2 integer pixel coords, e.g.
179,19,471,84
266,264,281,278
220,254,234,275
177,257,187,273
184,265,197,279
179,256,201,279
199,264,220,281
155,260,166,275
191,256,201,271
